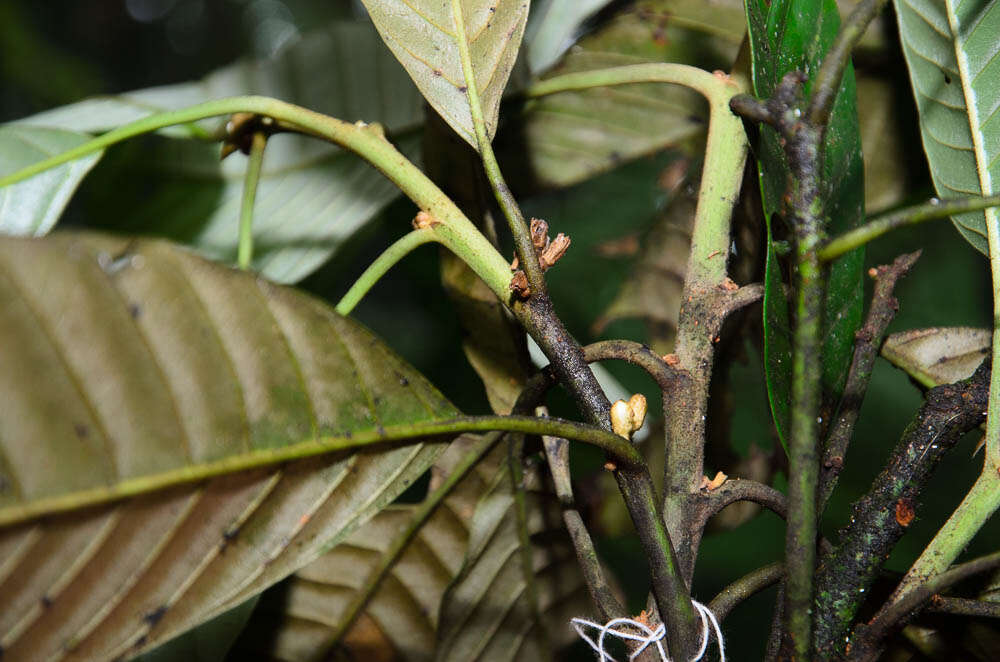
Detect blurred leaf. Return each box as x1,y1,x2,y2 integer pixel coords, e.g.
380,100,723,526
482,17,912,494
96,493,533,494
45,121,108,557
893,0,1000,255
745,0,865,450
858,75,910,213
881,327,991,388
10,21,424,283
360,0,530,149
500,49,706,190
133,597,260,662
523,0,612,75
658,0,747,43
0,125,102,235
0,231,458,661
434,445,584,660
231,436,583,661
593,160,696,354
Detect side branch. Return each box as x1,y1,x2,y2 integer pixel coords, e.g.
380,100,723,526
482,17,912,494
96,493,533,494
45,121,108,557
813,360,991,657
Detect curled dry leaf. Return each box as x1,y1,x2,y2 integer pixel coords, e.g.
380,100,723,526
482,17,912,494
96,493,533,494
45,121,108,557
881,327,991,389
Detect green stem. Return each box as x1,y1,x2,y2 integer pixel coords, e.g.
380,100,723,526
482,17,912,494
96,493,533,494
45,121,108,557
0,414,642,529
335,228,437,315
819,194,1000,261
450,0,545,294
0,95,513,304
325,432,502,649
237,131,268,270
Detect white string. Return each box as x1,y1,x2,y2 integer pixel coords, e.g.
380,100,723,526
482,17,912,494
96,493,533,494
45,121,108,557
571,600,725,662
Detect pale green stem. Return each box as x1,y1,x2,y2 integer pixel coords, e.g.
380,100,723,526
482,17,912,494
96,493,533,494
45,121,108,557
450,0,545,292
819,194,1000,261
0,96,513,303
237,131,268,270
335,228,437,315
0,413,643,529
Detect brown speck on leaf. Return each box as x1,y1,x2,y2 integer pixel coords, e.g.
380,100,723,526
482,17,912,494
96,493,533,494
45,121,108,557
458,85,468,93
509,271,531,298
895,498,915,527
433,68,443,77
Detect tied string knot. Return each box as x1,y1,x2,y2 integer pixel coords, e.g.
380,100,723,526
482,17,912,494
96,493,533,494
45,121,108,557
571,599,725,662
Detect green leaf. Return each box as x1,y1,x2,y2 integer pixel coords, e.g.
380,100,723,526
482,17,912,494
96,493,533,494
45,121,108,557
893,0,1000,255
10,21,424,283
523,0,611,75
882,327,991,388
0,231,459,661
359,0,530,148
745,0,866,449
0,126,102,235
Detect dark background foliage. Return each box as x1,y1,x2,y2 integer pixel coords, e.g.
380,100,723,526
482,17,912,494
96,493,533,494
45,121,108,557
3,1,997,658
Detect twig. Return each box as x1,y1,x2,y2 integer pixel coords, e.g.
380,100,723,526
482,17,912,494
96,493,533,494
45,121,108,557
335,228,437,315
539,408,625,621
819,196,1000,261
696,479,788,525
709,562,784,622
818,251,921,508
237,131,268,269
806,0,890,129
813,360,991,658
849,550,1000,661
925,596,1000,619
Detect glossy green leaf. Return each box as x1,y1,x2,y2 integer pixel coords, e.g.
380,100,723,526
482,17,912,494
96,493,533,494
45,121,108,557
360,0,530,149
745,0,865,449
882,327,991,388
9,21,424,283
893,0,1000,255
0,126,102,235
0,231,459,661
523,0,611,75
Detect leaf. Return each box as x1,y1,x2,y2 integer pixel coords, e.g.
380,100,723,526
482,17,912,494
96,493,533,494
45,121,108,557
499,49,707,190
10,21,425,283
0,231,459,661
229,436,583,661
0,126,102,235
433,443,584,661
745,0,866,449
881,327,991,388
592,159,696,354
523,0,612,75
893,0,1000,255
132,596,260,662
360,0,531,149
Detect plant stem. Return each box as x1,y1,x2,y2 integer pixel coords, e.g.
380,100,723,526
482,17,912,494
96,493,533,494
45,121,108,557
0,414,642,529
709,563,784,622
0,96,514,304
813,359,990,658
806,0,890,129
237,131,268,270
926,597,1000,618
450,0,545,295
849,550,1000,661
324,432,502,648
818,251,921,509
335,228,437,315
819,195,1000,261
